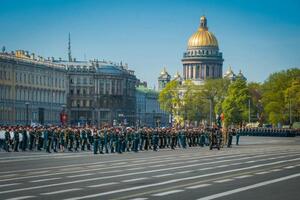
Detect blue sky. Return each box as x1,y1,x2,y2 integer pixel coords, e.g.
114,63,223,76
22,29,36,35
1,0,299,87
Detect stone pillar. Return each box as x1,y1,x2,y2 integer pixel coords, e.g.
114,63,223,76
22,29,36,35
193,65,196,79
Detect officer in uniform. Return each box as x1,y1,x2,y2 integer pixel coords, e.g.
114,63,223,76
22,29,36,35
4,128,11,152
93,129,99,154
81,128,88,151
236,129,240,145
13,128,20,152
227,129,233,148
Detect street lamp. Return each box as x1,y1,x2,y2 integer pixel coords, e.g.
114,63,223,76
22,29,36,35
77,103,80,126
25,102,30,126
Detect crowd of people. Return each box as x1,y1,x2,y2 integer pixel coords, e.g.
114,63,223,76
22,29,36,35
1,125,297,154
0,125,236,154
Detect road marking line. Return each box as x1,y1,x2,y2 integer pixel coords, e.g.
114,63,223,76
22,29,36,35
152,190,184,196
130,198,148,200
31,177,61,183
153,173,173,178
216,164,230,168
186,184,212,189
196,173,300,200
67,173,94,178
284,166,295,169
5,196,36,200
87,182,119,188
62,157,300,200
235,175,253,179
41,188,82,195
271,169,282,172
27,170,50,175
214,179,234,183
1,174,17,178
1,150,285,175
0,183,20,187
255,171,270,175
122,178,148,182
176,170,192,174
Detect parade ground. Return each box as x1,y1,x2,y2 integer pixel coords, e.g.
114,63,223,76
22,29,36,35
0,136,300,200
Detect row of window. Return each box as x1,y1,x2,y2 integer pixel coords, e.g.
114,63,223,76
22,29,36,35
0,69,11,81
70,87,91,96
185,49,219,57
184,65,222,79
71,100,92,108
15,71,65,89
16,88,66,104
0,107,60,122
70,76,93,85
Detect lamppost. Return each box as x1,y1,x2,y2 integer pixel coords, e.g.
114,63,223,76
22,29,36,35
77,103,80,126
248,98,251,124
25,102,30,126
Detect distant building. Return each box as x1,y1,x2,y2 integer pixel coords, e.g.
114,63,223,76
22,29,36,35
0,47,138,126
0,50,67,125
223,66,247,81
158,67,171,91
182,16,224,85
55,59,138,127
136,85,169,127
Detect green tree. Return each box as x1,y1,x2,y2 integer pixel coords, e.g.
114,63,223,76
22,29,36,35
222,78,249,126
158,80,180,115
201,78,231,120
248,82,263,124
262,68,300,125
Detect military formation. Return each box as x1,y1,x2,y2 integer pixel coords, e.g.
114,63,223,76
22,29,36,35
0,125,298,153
237,127,299,137
0,125,230,153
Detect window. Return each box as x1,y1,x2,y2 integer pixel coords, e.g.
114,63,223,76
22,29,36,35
77,77,81,84
83,77,87,85
70,89,74,95
77,89,80,95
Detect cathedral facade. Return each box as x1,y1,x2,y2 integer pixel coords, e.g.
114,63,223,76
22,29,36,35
182,16,223,84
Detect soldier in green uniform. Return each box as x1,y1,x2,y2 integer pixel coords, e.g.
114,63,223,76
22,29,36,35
68,128,75,152
81,128,88,151
29,127,36,151
4,128,11,152
74,129,81,152
93,129,99,154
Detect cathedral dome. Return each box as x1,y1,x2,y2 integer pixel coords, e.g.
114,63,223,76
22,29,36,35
187,16,219,48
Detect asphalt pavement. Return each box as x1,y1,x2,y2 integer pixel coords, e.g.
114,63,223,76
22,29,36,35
0,136,300,200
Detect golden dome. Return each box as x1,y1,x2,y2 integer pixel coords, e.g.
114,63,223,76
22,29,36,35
187,16,219,48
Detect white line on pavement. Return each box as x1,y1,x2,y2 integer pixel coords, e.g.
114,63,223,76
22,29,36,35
122,178,148,182
30,177,61,183
214,179,234,183
61,157,300,200
0,153,247,182
0,152,267,182
5,196,36,200
234,175,253,179
130,198,148,200
153,173,174,178
152,190,185,196
0,183,21,187
87,182,119,188
186,184,212,189
284,166,295,169
255,171,270,175
67,173,94,178
41,188,82,195
196,173,300,200
271,169,282,172
175,170,192,174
